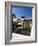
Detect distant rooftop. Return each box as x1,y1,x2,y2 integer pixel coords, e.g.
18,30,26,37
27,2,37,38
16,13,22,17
23,19,32,21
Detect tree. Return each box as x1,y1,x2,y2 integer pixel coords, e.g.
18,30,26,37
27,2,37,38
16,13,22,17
11,14,16,32
12,14,16,18
21,16,25,20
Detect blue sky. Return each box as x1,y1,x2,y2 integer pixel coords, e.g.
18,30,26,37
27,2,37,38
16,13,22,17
11,7,32,19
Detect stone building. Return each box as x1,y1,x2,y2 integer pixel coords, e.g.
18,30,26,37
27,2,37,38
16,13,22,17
17,18,32,29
